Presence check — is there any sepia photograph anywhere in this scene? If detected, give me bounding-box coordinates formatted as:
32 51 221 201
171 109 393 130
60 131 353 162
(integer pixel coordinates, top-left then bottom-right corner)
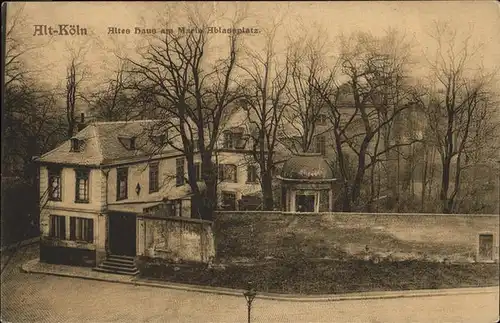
1 1 499 322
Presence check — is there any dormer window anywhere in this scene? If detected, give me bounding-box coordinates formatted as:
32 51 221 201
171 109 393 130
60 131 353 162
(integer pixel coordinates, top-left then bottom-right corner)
151 134 165 146
316 114 328 126
70 138 81 152
118 136 137 150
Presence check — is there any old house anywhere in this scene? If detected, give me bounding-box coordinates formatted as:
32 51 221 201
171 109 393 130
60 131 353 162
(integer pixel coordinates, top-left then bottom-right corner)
36 119 262 272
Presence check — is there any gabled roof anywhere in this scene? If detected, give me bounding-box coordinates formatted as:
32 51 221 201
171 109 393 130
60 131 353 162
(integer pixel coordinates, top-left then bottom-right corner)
38 120 182 166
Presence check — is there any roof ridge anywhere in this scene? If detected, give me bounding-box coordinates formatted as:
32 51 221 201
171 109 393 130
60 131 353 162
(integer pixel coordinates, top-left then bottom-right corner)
90 120 160 125
39 142 64 159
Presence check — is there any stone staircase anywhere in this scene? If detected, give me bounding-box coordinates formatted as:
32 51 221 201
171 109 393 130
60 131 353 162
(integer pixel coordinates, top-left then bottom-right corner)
93 255 139 276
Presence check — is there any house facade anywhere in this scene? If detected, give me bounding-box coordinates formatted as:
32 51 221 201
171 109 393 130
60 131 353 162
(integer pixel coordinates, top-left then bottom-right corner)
37 120 262 269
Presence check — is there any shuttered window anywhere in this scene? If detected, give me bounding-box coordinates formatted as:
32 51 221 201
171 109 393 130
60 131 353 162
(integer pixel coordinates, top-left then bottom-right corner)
70 217 94 243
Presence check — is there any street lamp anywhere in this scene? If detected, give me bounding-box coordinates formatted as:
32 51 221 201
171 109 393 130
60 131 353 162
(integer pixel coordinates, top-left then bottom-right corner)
243 281 257 323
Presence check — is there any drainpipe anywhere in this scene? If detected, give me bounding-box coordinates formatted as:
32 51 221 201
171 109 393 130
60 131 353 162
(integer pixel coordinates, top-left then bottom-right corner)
100 167 111 257
100 168 111 211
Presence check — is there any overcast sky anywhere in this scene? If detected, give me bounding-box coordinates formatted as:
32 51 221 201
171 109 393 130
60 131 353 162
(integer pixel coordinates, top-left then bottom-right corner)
6 1 500 94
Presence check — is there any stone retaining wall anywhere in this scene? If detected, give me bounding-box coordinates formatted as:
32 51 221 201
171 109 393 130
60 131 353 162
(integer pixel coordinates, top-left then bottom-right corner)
213 212 499 263
137 214 215 263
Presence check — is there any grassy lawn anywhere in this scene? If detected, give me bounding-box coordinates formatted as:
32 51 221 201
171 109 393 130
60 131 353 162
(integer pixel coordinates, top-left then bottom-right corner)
137 257 499 294
138 214 499 294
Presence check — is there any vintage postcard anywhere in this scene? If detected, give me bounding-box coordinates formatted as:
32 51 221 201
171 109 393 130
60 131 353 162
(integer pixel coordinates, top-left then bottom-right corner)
1 1 499 322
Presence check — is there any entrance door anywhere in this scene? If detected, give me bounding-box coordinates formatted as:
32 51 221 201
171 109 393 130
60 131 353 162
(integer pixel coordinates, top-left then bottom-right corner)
478 234 494 261
296 194 315 212
108 212 136 256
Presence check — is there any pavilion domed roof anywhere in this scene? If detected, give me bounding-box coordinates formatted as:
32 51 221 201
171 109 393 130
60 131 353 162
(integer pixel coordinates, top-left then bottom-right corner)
280 153 334 180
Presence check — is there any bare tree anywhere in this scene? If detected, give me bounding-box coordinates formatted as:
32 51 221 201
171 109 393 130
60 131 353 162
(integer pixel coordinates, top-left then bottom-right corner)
65 49 88 138
283 31 332 153
417 22 499 213
238 17 291 210
314 30 417 211
2 4 66 243
3 4 64 177
3 4 51 88
126 3 247 220
85 59 152 121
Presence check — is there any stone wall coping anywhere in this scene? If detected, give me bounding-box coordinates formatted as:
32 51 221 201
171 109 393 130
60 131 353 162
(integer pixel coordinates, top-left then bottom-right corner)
215 211 500 217
138 213 213 225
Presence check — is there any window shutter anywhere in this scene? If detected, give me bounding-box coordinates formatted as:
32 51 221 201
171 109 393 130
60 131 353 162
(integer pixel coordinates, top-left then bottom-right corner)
116 170 120 200
61 216 66 239
218 164 224 181
247 166 256 182
50 216 55 237
75 172 79 202
87 219 94 243
70 217 75 240
124 171 128 198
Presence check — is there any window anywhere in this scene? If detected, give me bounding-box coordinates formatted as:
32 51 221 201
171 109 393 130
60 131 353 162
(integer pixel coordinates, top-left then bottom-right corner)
233 132 245 149
129 137 136 150
223 131 233 149
149 162 159 193
315 135 326 155
223 131 245 149
218 164 237 183
194 162 201 181
316 114 328 126
70 217 94 243
150 134 165 146
48 168 62 201
117 167 128 200
70 138 81 152
75 169 90 203
247 165 258 183
49 215 66 239
118 136 136 150
221 191 237 210
166 200 183 217
176 158 185 186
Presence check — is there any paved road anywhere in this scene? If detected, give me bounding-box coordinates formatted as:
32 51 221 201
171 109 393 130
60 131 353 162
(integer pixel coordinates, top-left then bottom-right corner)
1 245 499 323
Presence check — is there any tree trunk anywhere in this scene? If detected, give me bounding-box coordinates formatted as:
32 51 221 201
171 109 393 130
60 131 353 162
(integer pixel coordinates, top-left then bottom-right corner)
351 139 370 206
201 153 217 221
261 171 274 210
185 152 201 219
421 147 429 212
333 130 351 212
67 121 75 138
341 182 351 212
440 155 452 213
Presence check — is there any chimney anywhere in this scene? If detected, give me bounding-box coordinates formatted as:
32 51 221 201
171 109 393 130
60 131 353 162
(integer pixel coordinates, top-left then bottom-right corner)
77 112 86 131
